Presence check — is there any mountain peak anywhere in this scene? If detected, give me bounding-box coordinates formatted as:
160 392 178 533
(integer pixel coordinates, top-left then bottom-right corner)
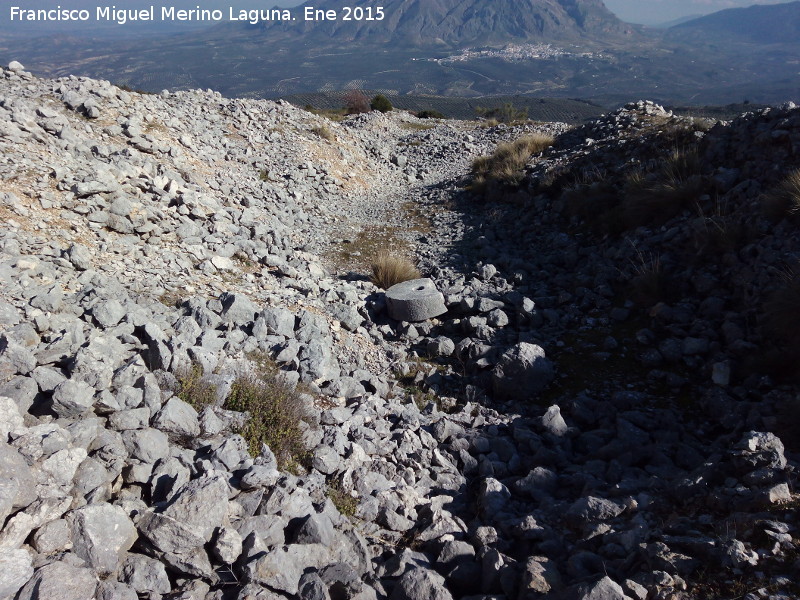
267 0 636 48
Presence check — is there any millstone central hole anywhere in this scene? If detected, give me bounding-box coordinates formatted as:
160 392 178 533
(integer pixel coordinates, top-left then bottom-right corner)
416 286 425 291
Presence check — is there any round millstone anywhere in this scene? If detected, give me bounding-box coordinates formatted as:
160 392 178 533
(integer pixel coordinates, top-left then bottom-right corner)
385 278 447 322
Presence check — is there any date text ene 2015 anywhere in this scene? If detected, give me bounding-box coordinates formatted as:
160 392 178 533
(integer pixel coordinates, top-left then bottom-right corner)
304 6 385 21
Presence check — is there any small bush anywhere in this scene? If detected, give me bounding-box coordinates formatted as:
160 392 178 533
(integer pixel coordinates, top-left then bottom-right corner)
178 358 313 471
417 109 445 119
476 102 528 124
471 133 554 190
370 94 393 113
327 480 358 517
310 124 335 141
176 364 219 410
763 169 800 219
225 367 312 471
370 251 420 289
343 90 370 115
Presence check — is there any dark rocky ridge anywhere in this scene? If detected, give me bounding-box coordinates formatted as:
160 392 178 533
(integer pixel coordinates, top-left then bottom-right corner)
669 0 800 45
0 61 798 600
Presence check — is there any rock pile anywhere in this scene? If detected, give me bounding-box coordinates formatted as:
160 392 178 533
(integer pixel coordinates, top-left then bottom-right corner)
0 62 798 600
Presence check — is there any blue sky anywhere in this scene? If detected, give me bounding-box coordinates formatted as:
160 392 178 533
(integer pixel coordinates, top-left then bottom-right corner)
0 0 792 27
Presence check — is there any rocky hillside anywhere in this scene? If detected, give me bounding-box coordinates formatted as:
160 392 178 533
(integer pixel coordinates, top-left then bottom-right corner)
0 61 799 600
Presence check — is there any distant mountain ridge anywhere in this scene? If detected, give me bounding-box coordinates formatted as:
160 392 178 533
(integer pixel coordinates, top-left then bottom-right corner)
258 0 639 48
670 1 800 44
0 0 797 105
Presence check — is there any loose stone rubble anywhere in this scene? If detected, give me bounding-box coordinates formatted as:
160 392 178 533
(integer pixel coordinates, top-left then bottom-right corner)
0 63 798 600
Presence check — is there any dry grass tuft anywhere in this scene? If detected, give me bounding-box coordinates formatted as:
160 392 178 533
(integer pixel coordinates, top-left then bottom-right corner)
622 147 703 228
310 124 335 141
370 251 420 289
471 133 554 191
627 247 669 306
755 264 800 381
763 169 800 220
762 266 800 347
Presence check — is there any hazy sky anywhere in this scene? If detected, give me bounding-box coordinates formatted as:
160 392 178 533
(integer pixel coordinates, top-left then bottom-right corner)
1 0 793 27
603 0 791 24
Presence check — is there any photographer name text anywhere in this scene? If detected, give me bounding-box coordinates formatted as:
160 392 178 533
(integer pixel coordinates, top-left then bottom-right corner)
8 5 386 25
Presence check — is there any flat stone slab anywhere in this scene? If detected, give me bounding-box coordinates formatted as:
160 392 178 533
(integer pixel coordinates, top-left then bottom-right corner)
385 279 447 322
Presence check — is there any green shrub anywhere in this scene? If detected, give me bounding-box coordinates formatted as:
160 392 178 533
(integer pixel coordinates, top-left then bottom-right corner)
417 109 445 119
471 133 554 190
370 94 393 113
177 358 313 472
225 367 312 472
327 480 358 517
176 364 218 410
370 251 420 289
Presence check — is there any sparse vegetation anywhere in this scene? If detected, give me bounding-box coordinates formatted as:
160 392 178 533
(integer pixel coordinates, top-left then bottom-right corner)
144 119 167 133
115 83 155 95
622 147 703 228
690 200 749 258
305 105 348 122
762 168 800 219
159 289 189 308
370 251 421 289
177 356 313 471
761 264 800 377
471 133 554 191
310 124 335 141
400 122 436 131
627 247 667 306
476 102 529 124
225 366 312 472
370 94 393 113
394 358 450 412
176 364 219 411
327 480 358 517
416 109 445 119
